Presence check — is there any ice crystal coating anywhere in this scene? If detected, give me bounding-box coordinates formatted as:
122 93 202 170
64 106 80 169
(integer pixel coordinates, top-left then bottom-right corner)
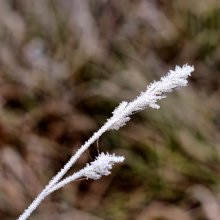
110 64 194 130
82 152 125 180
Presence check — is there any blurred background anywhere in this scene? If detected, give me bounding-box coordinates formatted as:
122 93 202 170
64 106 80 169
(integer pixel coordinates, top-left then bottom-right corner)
0 0 220 219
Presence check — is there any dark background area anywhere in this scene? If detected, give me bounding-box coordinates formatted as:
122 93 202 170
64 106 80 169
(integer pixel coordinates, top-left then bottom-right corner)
0 0 220 219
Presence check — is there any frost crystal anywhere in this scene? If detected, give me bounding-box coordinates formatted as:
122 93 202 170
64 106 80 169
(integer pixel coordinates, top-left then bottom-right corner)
82 153 125 180
110 64 194 130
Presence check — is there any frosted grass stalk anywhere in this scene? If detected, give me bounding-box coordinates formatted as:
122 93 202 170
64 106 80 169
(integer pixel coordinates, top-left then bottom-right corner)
18 64 194 220
46 153 125 195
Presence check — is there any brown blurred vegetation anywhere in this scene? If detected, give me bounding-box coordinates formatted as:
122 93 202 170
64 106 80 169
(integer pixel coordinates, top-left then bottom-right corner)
0 0 220 219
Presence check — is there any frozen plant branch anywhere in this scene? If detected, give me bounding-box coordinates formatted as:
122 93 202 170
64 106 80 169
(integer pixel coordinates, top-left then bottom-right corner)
18 64 194 220
46 153 124 195
110 64 194 130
